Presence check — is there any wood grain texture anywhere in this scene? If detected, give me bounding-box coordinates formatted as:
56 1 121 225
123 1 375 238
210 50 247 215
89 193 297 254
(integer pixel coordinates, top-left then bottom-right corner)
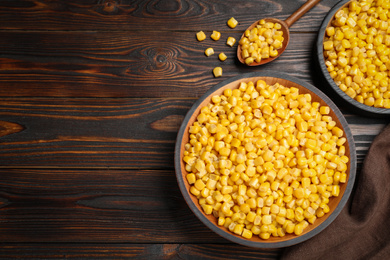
0 169 220 243
0 98 190 167
0 120 24 137
0 98 388 168
0 0 340 32
0 243 280 259
0 31 317 98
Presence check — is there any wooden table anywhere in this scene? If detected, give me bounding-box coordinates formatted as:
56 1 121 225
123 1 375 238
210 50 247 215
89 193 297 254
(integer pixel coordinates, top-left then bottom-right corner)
0 0 389 258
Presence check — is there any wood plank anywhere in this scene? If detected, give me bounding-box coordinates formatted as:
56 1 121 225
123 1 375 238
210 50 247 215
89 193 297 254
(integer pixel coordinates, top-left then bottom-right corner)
0 168 218 243
0 30 318 98
0 0 340 32
0 98 192 167
0 98 388 167
0 243 281 259
0 168 282 254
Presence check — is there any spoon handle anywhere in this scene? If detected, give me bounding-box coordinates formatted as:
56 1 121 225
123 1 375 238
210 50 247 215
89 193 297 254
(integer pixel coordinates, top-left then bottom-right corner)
284 0 322 28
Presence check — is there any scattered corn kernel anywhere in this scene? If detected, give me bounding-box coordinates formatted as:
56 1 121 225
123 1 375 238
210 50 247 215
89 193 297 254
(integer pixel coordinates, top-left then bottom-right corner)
227 37 237 47
196 31 206 41
205 47 214 57
183 80 349 240
227 17 238 28
213 67 223 77
211 30 221 41
219 53 227 61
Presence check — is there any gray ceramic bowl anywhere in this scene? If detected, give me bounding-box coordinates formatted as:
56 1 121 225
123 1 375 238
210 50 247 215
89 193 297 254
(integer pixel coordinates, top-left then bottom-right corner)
175 71 356 248
316 0 390 117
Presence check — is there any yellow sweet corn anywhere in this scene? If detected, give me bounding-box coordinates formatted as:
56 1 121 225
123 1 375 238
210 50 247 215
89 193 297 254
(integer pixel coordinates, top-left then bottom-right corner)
226 37 236 47
239 21 283 65
213 67 222 78
196 31 206 41
242 228 253 239
324 41 334 50
219 52 227 61
323 0 390 108
186 173 196 184
201 204 213 214
211 30 221 41
183 80 349 241
294 222 304 235
245 57 254 65
205 47 214 57
227 17 238 28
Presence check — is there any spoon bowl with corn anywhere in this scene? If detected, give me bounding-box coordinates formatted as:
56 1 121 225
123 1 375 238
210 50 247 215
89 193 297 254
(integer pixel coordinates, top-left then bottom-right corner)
238 0 322 66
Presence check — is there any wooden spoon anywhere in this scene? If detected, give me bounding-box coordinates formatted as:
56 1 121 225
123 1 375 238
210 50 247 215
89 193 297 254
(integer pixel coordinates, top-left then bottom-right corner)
238 0 322 66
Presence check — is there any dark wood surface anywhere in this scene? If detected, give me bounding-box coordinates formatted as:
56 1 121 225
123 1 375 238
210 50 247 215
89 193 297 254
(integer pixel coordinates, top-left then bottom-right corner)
0 0 389 259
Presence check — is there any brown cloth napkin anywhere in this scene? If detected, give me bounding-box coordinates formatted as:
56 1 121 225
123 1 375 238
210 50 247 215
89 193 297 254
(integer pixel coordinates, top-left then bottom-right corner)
281 124 390 260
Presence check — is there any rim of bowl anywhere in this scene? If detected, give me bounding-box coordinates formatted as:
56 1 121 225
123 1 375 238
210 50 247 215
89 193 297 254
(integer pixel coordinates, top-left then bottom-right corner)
174 71 356 248
316 0 390 117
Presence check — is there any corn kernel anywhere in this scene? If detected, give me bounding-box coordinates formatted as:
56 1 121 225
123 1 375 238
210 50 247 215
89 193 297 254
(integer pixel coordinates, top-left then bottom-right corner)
186 173 196 184
227 17 238 28
195 179 206 190
196 31 206 41
205 47 214 57
201 204 213 214
227 37 236 47
211 30 221 41
245 57 254 65
219 52 227 61
213 67 222 78
242 228 253 239
324 41 334 50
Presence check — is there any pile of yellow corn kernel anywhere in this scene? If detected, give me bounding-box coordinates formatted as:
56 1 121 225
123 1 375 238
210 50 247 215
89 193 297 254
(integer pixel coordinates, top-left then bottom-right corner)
183 80 349 240
323 0 390 108
239 20 284 65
